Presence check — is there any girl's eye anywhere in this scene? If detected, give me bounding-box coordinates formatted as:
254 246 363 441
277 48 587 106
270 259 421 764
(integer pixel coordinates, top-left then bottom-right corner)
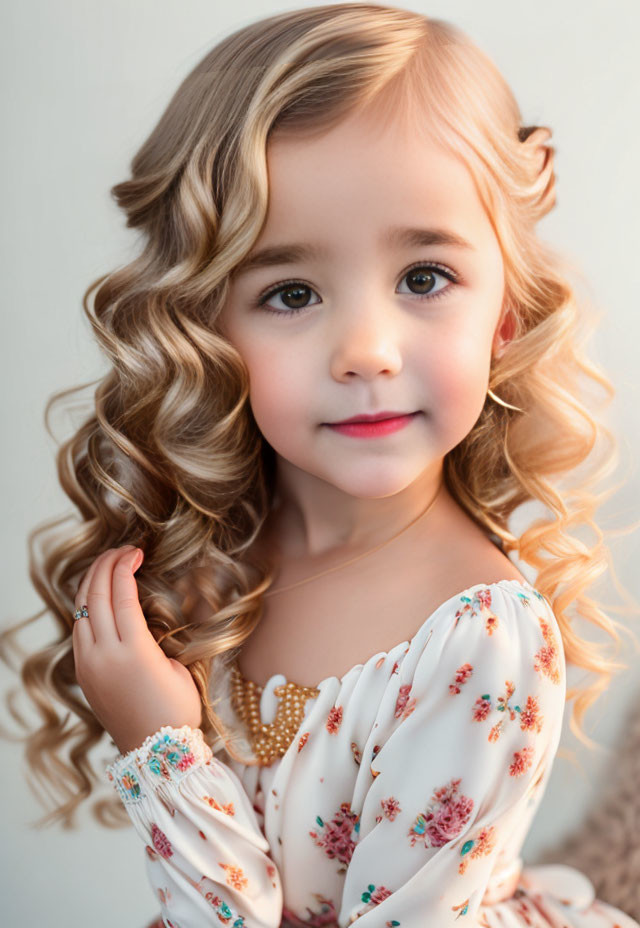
253 263 460 317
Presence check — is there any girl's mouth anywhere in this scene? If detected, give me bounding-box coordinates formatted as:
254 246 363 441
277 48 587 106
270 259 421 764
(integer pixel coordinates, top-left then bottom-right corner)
325 411 420 438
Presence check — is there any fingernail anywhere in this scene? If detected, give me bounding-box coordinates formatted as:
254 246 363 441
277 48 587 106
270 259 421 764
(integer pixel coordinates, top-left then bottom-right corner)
129 549 143 571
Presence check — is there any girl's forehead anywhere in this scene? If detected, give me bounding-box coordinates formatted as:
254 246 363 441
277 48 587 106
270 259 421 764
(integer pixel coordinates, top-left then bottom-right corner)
269 107 455 171
266 110 477 210
261 122 487 251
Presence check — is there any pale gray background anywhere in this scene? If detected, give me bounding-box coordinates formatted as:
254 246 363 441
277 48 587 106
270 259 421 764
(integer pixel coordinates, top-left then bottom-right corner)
2 1 639 925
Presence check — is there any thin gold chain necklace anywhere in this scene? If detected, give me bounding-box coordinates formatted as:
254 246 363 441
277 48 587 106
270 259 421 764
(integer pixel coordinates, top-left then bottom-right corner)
263 474 444 598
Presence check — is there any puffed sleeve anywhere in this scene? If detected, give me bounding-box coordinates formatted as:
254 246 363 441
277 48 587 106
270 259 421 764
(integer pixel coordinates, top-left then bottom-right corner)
105 724 283 927
336 583 566 926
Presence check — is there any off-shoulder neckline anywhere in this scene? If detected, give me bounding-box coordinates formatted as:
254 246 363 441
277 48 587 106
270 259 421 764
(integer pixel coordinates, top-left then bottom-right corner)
233 578 541 694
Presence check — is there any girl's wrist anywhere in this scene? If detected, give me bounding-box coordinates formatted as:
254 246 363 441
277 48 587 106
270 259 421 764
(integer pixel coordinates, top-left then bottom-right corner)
106 725 214 806
113 720 201 757
108 702 203 756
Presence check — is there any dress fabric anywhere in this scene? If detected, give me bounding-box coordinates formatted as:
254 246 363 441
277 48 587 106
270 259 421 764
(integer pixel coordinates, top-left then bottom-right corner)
105 579 639 927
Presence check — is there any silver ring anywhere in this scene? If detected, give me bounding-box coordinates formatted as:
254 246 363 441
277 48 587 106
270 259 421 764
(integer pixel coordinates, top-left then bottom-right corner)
74 605 89 621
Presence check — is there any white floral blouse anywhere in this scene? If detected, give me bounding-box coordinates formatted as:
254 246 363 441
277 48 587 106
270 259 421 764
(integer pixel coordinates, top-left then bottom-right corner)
105 579 639 927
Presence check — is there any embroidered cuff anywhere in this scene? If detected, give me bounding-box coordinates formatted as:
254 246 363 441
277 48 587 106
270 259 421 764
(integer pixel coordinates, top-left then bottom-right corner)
106 724 213 805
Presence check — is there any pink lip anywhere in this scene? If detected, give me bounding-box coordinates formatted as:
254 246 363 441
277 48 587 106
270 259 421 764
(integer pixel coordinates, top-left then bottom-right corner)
330 410 412 424
326 412 419 438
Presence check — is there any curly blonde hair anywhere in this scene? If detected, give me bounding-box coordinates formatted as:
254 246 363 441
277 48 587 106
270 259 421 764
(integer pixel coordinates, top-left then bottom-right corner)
2 2 638 830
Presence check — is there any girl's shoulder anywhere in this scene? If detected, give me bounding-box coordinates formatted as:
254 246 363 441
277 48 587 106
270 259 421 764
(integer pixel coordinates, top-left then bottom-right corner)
424 495 527 594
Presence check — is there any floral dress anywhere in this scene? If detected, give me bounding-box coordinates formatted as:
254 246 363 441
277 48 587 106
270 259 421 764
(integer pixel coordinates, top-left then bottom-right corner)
105 579 639 927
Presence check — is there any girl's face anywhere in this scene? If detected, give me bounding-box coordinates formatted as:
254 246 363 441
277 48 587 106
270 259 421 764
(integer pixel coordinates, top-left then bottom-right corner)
218 107 512 502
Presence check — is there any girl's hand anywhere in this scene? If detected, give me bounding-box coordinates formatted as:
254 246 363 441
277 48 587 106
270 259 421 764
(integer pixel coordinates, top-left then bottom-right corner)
72 545 203 756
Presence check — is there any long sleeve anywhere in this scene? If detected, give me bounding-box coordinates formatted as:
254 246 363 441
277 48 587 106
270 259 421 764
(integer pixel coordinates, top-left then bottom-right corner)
105 725 283 927
335 584 566 926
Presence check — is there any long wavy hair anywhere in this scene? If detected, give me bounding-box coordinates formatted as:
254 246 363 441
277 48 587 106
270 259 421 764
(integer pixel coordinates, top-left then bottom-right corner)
2 2 639 830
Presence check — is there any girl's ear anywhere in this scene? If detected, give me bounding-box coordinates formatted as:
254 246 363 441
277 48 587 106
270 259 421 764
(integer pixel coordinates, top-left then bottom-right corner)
492 307 516 361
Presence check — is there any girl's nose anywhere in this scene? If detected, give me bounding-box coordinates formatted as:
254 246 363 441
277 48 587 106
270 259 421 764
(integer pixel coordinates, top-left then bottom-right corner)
328 306 403 381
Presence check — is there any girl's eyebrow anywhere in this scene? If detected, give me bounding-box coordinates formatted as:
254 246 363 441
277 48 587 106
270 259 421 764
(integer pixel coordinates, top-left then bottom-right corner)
233 226 475 276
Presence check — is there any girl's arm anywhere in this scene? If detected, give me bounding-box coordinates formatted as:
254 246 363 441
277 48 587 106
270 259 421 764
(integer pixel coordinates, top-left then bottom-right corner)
73 546 283 927
106 723 282 927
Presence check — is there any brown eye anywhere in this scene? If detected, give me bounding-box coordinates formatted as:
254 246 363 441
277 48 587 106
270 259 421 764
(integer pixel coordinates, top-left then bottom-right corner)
258 282 321 315
398 265 454 300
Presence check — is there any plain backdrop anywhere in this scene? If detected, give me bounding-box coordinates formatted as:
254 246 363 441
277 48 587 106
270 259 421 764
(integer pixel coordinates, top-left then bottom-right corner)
2 1 639 925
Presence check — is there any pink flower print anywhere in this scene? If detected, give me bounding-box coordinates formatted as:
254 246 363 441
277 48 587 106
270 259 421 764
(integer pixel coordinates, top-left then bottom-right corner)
449 662 473 695
370 886 392 905
326 705 343 734
378 796 401 823
394 683 416 720
496 681 517 719
197 878 244 924
472 694 491 722
146 732 198 781
454 588 500 635
298 731 310 751
177 752 195 772
145 844 159 861
361 883 393 907
151 822 173 859
509 745 535 777
475 588 494 611
488 722 504 743
520 694 544 733
480 681 516 741
408 777 473 849
535 617 561 684
219 862 248 891
351 741 362 765
473 825 496 857
484 611 499 635
203 891 223 907
475 683 544 741
458 824 497 875
309 801 360 867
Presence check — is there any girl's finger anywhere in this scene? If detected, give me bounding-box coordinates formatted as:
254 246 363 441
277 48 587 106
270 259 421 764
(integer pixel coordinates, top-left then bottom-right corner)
74 548 126 647
85 548 136 645
72 603 95 653
74 546 135 616
74 550 108 615
111 548 147 643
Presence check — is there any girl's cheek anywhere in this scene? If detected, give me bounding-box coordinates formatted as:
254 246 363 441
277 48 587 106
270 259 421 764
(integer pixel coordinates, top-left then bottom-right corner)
422 336 490 422
248 370 303 440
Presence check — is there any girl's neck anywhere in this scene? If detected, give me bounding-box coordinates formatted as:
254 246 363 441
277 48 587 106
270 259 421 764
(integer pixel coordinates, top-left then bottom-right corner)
253 479 460 575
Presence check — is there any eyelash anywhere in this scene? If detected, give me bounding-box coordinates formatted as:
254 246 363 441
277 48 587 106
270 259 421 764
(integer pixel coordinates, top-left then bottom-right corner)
252 261 461 317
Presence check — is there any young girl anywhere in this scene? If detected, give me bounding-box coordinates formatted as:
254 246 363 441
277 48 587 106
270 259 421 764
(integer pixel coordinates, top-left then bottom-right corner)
3 4 639 926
